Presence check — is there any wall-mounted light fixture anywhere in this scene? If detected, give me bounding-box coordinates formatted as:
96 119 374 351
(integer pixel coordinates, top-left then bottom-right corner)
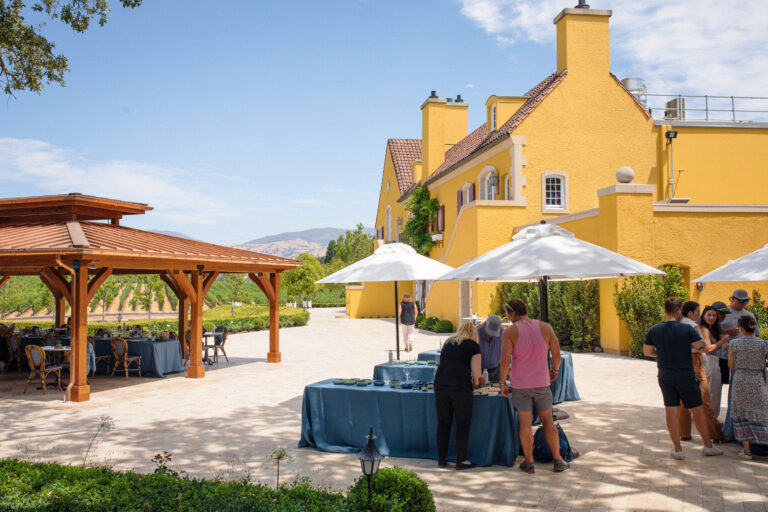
696 282 704 291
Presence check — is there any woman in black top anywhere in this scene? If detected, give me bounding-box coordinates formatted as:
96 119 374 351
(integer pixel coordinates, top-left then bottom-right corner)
434 322 482 469
398 292 417 352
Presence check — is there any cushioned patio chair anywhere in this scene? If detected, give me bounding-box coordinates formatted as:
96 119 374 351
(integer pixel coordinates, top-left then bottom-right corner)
5 334 22 372
88 336 111 374
24 344 62 394
110 337 142 379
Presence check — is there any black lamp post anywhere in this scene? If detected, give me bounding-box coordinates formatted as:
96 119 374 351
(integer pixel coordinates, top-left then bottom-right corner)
357 427 384 504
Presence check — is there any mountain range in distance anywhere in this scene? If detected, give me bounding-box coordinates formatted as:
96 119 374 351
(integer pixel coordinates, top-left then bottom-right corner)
236 227 375 259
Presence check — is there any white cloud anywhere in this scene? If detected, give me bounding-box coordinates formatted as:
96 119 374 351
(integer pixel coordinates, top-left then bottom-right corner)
0 137 233 226
465 83 476 88
293 198 329 206
459 0 768 98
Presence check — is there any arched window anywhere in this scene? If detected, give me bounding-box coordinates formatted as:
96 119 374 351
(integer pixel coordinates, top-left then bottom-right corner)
478 167 498 200
385 205 392 241
396 217 402 241
541 170 569 213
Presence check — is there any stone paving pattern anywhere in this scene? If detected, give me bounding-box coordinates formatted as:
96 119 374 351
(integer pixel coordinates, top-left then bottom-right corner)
1 308 766 511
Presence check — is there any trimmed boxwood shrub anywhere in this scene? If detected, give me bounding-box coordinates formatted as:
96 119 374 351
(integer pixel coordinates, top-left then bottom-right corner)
347 467 435 512
415 314 426 329
424 316 439 330
0 459 435 512
433 320 454 333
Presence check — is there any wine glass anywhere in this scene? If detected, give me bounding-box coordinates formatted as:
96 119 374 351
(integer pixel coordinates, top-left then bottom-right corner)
403 364 411 384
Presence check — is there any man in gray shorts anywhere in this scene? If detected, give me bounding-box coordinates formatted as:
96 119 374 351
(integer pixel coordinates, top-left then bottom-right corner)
500 299 568 473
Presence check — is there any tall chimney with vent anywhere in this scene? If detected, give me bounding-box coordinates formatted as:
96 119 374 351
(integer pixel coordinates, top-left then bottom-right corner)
421 92 469 177
554 6 612 77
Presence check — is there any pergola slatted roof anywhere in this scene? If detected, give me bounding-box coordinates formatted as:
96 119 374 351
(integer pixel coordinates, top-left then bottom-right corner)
0 193 299 402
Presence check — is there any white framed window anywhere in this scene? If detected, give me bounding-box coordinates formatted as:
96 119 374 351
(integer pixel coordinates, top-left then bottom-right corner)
504 175 511 200
478 166 498 200
385 205 392 241
491 105 497 131
396 217 402 241
541 170 569 214
461 182 474 205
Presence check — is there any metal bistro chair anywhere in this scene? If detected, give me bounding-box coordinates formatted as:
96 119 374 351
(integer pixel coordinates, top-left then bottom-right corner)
88 336 111 374
24 345 62 394
203 326 229 364
5 334 23 372
110 337 142 379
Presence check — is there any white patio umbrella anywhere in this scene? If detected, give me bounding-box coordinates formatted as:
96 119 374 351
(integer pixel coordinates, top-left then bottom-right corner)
317 242 455 359
693 243 768 282
436 222 664 322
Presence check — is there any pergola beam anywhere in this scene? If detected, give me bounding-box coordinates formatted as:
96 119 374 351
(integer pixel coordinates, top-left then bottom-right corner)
40 268 72 304
86 267 112 302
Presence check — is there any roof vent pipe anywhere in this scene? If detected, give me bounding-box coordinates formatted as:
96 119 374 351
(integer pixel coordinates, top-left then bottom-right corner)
455 94 463 102
575 0 590 8
446 98 452 103
429 90 438 98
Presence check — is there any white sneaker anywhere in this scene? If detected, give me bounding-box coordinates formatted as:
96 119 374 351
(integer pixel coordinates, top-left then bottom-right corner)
670 450 685 460
738 450 753 460
702 445 723 456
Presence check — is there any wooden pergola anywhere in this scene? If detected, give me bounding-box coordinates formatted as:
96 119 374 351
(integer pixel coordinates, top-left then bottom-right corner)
0 193 300 401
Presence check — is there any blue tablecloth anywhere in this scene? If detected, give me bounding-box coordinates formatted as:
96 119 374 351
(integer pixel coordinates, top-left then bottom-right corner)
299 379 520 467
373 362 438 382
417 350 441 363
416 350 580 404
93 338 182 378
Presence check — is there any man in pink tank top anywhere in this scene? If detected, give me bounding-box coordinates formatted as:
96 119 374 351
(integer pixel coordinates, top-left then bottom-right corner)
500 299 568 473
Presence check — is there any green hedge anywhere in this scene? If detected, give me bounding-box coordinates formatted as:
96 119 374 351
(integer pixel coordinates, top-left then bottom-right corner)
0 460 434 512
433 320 454 333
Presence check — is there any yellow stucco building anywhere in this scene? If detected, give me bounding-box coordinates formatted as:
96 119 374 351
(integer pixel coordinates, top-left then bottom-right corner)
353 6 768 354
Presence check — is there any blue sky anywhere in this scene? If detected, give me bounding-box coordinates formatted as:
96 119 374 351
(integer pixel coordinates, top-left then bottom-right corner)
1 0 765 245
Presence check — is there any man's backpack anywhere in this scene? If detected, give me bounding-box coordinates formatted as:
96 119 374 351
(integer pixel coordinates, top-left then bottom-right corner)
532 423 576 462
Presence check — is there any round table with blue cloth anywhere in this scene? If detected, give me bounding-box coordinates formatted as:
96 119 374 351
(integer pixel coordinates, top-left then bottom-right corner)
299 379 520 467
92 337 182 378
416 350 580 404
372 362 438 383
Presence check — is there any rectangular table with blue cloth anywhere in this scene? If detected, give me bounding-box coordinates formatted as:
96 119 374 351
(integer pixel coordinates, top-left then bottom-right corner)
299 379 520 467
416 350 580 404
92 338 182 378
372 362 438 383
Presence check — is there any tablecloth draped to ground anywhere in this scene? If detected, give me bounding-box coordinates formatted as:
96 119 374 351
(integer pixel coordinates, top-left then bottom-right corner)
92 338 182 378
299 379 520 467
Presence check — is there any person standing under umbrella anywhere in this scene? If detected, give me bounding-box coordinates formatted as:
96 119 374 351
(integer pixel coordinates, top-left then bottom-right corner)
500 299 569 473
433 322 483 469
397 292 417 352
719 290 760 385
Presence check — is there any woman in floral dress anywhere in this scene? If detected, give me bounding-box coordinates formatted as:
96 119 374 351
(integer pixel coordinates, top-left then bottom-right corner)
728 315 768 459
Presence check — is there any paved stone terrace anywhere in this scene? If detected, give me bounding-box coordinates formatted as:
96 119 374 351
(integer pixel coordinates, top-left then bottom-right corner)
1 308 766 511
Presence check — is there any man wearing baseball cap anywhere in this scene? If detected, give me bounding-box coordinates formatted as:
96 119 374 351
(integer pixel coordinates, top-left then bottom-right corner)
477 314 503 384
718 290 760 386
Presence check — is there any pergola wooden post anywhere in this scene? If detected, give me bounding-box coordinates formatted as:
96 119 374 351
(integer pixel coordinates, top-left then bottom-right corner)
54 293 66 328
188 270 204 378
248 272 281 362
161 272 188 359
70 262 90 402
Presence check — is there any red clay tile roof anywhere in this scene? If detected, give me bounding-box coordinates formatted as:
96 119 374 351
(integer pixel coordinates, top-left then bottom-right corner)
0 221 299 268
426 72 567 185
387 139 422 195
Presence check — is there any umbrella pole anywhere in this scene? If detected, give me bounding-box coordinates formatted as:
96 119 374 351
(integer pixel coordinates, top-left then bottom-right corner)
538 276 549 324
394 281 400 361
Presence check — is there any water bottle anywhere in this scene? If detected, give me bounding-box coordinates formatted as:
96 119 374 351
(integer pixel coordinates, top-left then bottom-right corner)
388 350 393 363
482 368 489 385
438 339 443 352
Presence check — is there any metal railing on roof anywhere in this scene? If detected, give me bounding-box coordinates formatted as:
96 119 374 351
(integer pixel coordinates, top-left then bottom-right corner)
644 94 768 123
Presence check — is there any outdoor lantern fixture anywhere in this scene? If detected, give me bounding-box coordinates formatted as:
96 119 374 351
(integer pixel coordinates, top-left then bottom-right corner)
357 427 384 503
665 130 678 143
490 170 499 189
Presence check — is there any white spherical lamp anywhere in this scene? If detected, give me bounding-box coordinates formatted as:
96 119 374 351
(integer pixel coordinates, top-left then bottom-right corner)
616 166 635 184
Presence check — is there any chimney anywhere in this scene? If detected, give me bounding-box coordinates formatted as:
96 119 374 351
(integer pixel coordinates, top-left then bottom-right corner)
554 6 612 77
421 92 469 177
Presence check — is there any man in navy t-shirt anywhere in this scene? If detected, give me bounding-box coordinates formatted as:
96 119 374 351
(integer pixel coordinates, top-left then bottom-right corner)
644 297 723 460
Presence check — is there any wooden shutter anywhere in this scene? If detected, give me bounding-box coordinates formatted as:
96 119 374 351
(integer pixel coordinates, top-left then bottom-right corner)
439 205 445 232
457 190 463 214
469 184 475 202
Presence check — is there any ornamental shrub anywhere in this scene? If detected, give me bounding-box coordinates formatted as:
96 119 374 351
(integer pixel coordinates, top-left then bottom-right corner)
613 265 688 357
433 320 454 333
347 467 435 512
424 316 439 330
